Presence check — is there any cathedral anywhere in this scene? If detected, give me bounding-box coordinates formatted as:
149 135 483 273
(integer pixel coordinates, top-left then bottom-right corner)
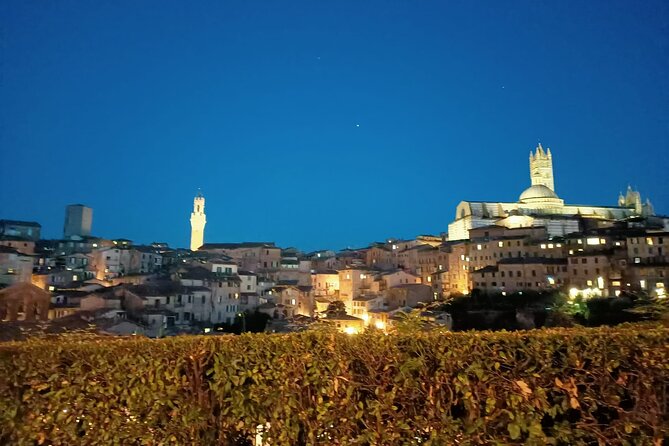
448 144 654 240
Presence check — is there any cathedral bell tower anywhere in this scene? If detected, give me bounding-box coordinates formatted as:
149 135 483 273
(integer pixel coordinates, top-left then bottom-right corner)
529 143 555 192
190 191 206 251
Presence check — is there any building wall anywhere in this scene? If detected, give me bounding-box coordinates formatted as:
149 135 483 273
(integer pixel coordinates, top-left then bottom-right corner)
64 205 93 238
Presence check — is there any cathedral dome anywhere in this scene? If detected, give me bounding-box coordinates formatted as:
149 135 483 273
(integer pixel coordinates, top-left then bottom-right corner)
519 185 558 203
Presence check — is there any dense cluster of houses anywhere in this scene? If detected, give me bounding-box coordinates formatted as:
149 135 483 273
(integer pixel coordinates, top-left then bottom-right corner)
1 212 668 337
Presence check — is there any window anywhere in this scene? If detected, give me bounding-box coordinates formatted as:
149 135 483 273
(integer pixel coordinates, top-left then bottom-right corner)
581 258 587 264
202 296 205 304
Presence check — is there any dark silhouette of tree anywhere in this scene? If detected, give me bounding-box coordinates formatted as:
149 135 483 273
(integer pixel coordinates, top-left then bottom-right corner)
325 300 347 317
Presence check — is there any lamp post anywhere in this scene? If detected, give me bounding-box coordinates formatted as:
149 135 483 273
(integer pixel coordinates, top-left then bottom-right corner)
238 312 246 333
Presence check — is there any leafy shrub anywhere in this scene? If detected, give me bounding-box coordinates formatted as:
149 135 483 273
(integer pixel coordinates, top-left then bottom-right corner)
1 325 668 445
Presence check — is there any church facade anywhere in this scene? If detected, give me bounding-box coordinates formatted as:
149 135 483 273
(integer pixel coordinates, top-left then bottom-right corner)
448 144 655 240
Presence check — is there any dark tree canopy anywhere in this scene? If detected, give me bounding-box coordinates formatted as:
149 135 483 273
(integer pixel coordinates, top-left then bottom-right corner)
325 300 347 317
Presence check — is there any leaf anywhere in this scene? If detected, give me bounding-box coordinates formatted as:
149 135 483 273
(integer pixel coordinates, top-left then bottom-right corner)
570 397 580 409
515 380 532 396
508 422 521 440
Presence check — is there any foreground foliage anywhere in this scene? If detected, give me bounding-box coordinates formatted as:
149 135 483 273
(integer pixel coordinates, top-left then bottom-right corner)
1 325 668 445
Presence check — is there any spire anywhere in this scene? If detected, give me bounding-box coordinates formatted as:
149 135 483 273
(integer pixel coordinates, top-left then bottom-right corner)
196 188 203 198
536 143 544 155
546 147 552 158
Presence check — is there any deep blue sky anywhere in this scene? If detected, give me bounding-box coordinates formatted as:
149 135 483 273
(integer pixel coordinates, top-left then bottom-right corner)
1 1 668 251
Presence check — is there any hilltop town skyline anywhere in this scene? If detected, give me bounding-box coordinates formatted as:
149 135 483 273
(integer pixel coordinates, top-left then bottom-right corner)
4 144 662 252
2 1 668 251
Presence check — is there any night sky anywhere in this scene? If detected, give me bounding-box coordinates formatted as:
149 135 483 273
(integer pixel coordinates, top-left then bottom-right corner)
1 1 668 251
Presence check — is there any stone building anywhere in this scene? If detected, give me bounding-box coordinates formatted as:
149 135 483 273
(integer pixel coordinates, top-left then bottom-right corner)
0 219 41 241
190 191 206 251
448 144 654 241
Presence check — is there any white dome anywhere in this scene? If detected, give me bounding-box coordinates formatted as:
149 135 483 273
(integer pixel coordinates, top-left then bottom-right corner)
519 185 558 202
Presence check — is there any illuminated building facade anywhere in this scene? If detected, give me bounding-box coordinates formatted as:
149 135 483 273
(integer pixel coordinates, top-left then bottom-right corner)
190 191 206 251
448 144 654 241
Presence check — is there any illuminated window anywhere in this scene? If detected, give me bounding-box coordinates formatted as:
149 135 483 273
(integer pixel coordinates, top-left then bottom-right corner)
540 244 546 249
612 281 621 286
477 244 482 250
640 280 646 289
646 237 654 245
548 243 554 249
586 280 593 287
586 238 600 245
498 241 504 247
360 274 366 279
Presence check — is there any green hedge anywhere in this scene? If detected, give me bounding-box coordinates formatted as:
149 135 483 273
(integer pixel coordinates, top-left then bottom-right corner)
1 326 668 445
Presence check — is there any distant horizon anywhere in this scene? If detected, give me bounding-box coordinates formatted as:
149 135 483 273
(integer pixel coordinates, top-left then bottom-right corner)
11 150 664 253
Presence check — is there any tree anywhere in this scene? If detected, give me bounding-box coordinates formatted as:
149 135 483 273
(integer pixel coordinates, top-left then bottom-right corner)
325 300 347 318
624 293 669 325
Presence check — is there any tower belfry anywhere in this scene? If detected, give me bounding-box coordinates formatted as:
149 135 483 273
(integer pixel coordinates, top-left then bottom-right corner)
529 143 555 192
190 190 206 251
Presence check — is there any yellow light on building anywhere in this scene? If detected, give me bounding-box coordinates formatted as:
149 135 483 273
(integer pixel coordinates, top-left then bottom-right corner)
374 320 386 330
361 313 369 322
344 326 358 335
597 276 604 290
569 288 579 299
